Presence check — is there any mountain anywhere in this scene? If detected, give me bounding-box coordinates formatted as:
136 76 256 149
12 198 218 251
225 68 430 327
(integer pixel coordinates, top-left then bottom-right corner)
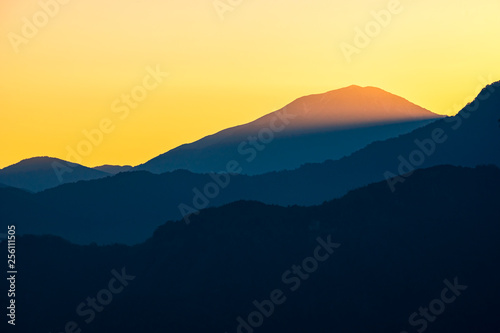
0 157 111 192
4 165 500 333
135 85 441 175
93 165 133 174
0 86 438 192
1 82 497 245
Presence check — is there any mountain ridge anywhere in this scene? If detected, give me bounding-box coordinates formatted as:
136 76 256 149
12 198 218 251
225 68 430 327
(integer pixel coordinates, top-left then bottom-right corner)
0 156 111 192
93 164 133 174
0 82 496 244
5 164 500 332
1 85 442 188
134 85 442 174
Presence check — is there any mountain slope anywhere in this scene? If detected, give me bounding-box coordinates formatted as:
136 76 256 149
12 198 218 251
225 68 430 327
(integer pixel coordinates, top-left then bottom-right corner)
5 165 500 333
0 82 498 244
0 157 111 192
135 85 441 175
93 165 133 174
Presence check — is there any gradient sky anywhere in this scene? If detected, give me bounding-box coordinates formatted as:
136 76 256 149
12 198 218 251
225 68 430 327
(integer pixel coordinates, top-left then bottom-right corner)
1 0 499 168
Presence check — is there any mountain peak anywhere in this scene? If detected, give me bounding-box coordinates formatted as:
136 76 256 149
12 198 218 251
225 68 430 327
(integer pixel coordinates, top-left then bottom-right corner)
250 85 442 131
1 156 75 172
135 85 445 175
341 84 383 91
0 156 110 192
93 165 133 174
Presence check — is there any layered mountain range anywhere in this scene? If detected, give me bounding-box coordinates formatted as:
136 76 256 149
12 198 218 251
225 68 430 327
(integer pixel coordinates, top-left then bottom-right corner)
0 85 441 192
1 82 500 333
4 165 500 332
0 82 498 244
134 85 441 175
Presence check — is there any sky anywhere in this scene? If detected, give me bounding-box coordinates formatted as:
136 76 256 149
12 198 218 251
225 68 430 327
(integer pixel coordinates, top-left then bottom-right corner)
1 0 499 168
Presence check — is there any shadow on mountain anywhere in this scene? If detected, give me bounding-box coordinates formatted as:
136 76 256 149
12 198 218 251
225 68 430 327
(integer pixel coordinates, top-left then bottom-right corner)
135 85 441 175
0 83 498 244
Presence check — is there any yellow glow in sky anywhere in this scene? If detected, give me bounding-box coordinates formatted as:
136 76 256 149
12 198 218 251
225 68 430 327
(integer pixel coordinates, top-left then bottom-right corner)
1 0 499 168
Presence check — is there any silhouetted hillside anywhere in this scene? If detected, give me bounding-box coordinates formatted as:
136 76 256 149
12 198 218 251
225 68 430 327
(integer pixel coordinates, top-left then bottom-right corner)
135 85 441 175
1 83 498 244
93 165 133 174
3 165 500 333
1 87 440 191
0 157 111 192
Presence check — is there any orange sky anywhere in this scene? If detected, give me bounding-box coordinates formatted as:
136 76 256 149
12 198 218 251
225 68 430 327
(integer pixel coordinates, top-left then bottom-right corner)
1 0 499 168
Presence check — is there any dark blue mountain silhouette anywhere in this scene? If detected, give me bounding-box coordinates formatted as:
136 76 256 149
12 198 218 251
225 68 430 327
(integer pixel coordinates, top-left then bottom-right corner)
0 157 111 192
93 165 133 174
135 85 441 175
0 82 498 245
3 165 500 333
1 87 439 192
